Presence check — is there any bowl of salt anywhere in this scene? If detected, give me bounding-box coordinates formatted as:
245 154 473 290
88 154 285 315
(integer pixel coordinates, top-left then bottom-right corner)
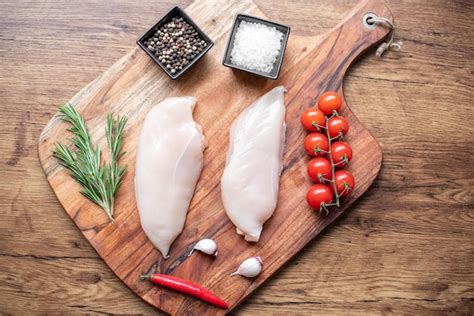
223 14 290 80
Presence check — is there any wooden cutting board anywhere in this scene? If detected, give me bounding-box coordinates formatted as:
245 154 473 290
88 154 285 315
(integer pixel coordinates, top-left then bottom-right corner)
38 0 391 314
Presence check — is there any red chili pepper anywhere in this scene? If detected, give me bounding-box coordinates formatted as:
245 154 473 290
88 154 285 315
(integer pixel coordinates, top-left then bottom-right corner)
140 273 229 309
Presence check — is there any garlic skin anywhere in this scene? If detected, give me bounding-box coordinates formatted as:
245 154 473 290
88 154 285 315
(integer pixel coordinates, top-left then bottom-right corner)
188 239 218 257
231 256 263 278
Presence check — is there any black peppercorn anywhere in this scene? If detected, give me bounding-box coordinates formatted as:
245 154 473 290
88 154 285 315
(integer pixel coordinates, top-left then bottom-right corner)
143 15 208 76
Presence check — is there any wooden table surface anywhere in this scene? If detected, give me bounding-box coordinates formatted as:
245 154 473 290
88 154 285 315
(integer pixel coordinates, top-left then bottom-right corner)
1 0 472 314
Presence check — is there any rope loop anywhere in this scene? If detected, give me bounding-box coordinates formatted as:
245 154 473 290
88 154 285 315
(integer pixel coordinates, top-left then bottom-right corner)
367 15 402 57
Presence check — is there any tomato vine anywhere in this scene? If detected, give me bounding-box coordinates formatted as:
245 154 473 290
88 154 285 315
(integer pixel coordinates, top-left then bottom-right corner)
302 92 355 215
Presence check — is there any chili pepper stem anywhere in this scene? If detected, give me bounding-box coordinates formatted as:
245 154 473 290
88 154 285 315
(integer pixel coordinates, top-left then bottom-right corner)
140 274 152 281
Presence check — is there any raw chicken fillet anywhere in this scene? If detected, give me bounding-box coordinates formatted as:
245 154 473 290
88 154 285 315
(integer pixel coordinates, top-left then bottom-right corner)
221 86 287 242
135 97 207 258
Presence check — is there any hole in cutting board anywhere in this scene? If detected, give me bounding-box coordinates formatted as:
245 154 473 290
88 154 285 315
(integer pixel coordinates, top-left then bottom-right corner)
362 13 378 29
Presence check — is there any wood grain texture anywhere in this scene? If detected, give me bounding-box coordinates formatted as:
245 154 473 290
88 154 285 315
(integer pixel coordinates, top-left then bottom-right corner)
1 0 473 315
37 0 390 314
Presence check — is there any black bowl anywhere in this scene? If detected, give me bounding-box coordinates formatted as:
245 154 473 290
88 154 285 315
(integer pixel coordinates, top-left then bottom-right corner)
222 14 290 80
137 6 214 80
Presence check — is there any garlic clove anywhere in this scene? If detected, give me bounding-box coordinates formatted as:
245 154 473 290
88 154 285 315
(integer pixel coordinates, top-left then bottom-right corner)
188 238 218 257
230 256 263 278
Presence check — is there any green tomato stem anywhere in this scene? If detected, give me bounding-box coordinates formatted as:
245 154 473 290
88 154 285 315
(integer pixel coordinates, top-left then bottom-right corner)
322 114 342 212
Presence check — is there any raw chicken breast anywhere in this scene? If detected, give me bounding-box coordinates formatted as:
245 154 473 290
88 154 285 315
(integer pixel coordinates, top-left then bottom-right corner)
221 86 286 242
135 97 207 258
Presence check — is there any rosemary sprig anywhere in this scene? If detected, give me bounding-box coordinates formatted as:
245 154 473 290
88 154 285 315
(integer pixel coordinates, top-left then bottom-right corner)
52 103 127 222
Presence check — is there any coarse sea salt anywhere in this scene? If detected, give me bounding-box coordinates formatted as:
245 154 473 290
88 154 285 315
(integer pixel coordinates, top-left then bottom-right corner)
230 21 284 74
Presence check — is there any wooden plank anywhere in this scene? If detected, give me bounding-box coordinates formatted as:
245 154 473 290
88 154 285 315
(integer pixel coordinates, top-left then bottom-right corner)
1 0 473 315
36 0 392 314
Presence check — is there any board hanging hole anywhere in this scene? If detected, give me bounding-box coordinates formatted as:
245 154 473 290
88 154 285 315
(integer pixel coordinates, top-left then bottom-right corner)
362 13 402 57
363 13 377 29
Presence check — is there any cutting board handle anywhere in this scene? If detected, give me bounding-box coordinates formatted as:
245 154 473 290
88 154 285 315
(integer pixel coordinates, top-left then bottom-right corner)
289 0 393 99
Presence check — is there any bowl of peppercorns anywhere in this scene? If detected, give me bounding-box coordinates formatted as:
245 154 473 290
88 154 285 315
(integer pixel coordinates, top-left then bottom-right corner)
137 6 214 80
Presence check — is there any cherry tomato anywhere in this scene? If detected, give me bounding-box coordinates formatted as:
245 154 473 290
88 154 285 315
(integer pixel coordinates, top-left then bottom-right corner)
331 141 352 167
318 91 342 115
328 116 349 138
304 133 329 157
301 108 326 132
334 170 355 197
306 184 333 210
307 157 332 183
